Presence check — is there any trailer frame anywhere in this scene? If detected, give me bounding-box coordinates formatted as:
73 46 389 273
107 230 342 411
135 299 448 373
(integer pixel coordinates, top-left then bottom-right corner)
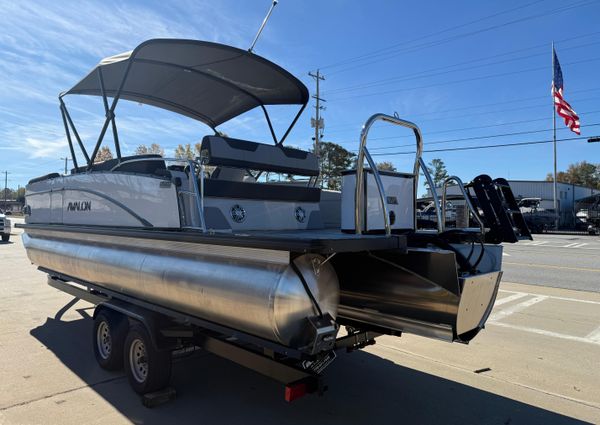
44 270 380 403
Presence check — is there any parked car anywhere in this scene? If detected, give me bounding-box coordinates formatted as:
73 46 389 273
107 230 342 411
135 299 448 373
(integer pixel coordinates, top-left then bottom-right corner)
0 212 11 242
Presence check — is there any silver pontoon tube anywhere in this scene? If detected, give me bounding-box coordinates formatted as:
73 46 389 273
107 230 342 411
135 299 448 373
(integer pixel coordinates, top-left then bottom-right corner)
22 228 339 350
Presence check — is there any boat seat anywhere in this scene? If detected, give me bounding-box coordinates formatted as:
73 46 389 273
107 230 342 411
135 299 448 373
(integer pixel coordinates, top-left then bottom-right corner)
200 136 319 176
71 154 168 177
28 173 61 185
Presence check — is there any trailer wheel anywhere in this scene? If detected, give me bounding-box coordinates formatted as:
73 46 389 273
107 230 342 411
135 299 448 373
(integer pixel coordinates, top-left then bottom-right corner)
124 324 171 394
93 310 127 370
1 235 9 242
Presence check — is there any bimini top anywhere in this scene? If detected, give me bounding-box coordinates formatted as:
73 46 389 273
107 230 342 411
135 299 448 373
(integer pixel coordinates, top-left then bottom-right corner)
64 39 309 128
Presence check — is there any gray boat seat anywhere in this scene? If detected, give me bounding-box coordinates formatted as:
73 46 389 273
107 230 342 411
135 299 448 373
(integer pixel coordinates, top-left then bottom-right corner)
70 154 167 177
200 136 319 176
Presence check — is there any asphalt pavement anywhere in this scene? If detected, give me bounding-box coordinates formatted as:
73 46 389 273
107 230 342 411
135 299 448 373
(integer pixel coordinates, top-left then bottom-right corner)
1 222 599 424
502 234 600 292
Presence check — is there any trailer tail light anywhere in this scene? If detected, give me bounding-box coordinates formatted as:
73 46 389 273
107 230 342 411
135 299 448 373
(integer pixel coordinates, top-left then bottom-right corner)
284 382 308 402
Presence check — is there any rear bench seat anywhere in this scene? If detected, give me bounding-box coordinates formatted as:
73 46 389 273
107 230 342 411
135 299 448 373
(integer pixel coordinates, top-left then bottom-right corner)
200 136 320 202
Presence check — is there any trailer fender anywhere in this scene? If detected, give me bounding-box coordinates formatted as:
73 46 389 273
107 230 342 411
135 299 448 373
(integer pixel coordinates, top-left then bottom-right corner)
93 301 165 351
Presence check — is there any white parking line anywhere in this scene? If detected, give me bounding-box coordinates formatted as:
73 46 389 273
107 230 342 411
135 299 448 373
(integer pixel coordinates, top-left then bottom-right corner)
585 326 600 343
526 241 548 246
489 295 548 322
499 289 600 306
490 322 600 346
490 290 600 346
493 292 528 306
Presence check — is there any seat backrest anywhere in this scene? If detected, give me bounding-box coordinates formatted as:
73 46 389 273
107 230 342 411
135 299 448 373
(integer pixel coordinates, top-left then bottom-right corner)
71 154 167 176
201 136 319 176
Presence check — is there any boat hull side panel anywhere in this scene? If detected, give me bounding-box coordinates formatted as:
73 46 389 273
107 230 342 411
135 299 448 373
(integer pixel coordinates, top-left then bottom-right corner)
26 173 180 228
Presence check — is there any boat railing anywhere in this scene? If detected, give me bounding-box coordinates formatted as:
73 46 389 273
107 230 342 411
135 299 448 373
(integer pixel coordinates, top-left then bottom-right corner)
441 176 485 235
355 113 443 235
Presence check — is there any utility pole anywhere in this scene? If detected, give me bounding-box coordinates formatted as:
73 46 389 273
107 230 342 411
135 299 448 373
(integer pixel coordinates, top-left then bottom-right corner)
3 170 10 212
60 157 71 174
308 70 326 159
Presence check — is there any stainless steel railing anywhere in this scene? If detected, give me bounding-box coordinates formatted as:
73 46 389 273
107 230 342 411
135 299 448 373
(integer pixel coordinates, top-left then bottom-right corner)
441 176 484 235
355 113 443 235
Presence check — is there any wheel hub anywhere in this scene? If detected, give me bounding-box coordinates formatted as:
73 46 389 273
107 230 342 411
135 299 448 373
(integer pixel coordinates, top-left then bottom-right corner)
96 321 112 360
129 338 148 383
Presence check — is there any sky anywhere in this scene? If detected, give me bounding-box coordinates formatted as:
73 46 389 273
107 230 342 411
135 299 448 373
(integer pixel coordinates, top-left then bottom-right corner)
1 0 599 194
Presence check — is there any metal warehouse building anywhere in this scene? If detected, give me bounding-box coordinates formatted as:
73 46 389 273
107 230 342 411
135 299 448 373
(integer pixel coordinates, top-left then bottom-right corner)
432 180 600 227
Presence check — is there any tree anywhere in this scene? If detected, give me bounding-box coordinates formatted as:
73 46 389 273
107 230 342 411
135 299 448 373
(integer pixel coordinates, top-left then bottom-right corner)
546 161 600 189
15 187 25 203
135 143 164 156
425 158 448 188
376 161 397 172
174 143 202 160
314 141 356 190
94 146 113 163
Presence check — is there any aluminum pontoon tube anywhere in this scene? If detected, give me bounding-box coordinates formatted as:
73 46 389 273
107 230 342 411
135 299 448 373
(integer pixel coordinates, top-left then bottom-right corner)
22 229 339 349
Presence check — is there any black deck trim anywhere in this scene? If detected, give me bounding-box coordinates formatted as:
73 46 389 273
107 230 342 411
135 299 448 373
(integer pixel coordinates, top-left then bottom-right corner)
17 223 406 254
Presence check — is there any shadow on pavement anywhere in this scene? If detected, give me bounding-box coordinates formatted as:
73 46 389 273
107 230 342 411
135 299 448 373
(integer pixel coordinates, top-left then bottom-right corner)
30 304 591 425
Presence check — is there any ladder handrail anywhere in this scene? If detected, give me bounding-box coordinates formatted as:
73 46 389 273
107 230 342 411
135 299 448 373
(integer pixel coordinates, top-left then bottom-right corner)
441 176 485 235
355 113 442 235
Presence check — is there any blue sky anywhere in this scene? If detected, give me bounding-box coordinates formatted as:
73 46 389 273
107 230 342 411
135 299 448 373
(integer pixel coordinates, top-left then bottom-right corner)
1 0 599 193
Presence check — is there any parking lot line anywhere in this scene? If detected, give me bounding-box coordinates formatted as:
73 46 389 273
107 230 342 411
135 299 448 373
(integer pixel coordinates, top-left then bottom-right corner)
489 295 548 322
490 322 600 346
493 292 528 306
499 289 600 306
586 326 600 343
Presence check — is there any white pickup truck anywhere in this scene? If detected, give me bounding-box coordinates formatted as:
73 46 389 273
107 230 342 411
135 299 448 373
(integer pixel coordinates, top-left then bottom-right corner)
0 212 11 242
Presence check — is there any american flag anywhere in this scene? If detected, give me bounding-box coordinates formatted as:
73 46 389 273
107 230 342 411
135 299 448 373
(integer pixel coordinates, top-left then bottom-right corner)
552 48 580 135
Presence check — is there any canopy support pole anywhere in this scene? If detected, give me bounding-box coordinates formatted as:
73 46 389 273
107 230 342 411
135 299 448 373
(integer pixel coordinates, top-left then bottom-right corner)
261 105 279 145
278 103 306 146
59 104 79 172
98 68 122 160
60 98 90 164
88 59 134 169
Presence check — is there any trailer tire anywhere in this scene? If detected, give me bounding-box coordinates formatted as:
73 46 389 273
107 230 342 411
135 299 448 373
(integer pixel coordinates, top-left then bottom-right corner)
124 323 171 394
93 310 127 370
1 235 9 242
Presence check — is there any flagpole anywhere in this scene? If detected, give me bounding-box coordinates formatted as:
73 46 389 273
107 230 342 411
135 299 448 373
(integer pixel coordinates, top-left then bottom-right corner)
552 41 559 230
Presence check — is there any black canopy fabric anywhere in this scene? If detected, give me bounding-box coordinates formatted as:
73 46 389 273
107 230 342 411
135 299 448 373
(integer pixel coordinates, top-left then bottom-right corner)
65 39 309 127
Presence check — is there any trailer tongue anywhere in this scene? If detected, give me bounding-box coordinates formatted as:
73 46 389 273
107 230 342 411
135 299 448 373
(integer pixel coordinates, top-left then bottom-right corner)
19 38 530 402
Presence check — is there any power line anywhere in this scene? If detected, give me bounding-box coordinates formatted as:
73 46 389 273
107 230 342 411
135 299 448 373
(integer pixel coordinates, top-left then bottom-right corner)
325 88 600 132
319 0 546 70
329 120 600 152
324 37 600 96
325 97 600 136
323 1 595 75
368 122 600 151
370 135 588 156
326 56 600 102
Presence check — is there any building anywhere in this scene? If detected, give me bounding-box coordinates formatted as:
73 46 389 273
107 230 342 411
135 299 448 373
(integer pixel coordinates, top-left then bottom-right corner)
1 199 24 214
429 180 600 228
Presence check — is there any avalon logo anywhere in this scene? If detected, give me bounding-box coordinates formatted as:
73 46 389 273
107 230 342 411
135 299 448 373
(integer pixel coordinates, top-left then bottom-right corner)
67 201 92 212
